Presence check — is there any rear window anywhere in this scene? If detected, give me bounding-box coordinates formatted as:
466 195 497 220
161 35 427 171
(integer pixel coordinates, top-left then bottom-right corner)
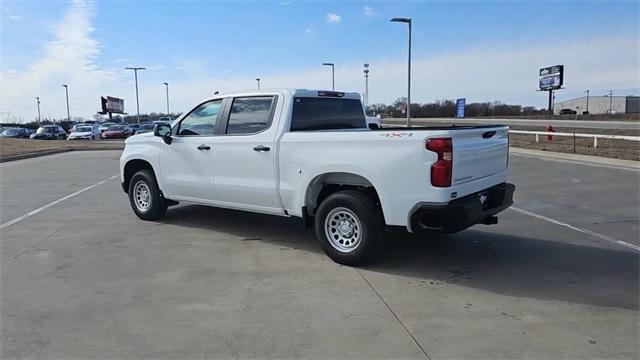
291 97 365 131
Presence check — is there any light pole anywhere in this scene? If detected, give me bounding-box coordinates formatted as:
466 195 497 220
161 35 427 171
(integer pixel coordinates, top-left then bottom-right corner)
363 63 370 107
322 63 335 90
256 78 261 90
608 89 614 115
163 82 170 116
125 67 146 123
585 89 590 114
61 85 70 122
391 17 412 126
35 97 41 124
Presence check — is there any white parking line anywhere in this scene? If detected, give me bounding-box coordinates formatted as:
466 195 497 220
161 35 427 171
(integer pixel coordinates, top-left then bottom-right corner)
510 206 640 252
0 174 119 230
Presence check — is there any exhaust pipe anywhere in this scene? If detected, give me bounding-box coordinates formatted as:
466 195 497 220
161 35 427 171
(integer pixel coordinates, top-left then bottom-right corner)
482 216 498 225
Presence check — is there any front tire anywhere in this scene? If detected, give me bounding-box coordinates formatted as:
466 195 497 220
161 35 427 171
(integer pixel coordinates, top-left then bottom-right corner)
314 190 383 266
128 169 167 220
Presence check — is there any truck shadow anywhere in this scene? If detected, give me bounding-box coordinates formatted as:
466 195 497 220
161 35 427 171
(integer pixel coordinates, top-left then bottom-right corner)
163 204 639 311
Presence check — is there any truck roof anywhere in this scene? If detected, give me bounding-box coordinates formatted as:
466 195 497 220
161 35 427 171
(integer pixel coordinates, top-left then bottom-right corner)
206 88 362 100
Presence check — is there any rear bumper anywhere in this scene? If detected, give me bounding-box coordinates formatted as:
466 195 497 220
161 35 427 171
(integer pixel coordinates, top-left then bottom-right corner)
410 182 515 233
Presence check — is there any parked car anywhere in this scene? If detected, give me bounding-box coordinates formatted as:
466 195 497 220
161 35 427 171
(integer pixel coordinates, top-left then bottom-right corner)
134 123 156 134
68 125 100 140
559 108 577 115
120 89 515 265
30 125 67 140
101 125 132 139
0 127 31 138
98 122 116 133
128 123 140 134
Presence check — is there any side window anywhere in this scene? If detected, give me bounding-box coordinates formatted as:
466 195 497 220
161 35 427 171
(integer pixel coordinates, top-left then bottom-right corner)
177 99 222 136
226 96 275 135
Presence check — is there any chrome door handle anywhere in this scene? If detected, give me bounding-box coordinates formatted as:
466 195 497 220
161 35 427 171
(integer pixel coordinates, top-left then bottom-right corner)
197 144 211 151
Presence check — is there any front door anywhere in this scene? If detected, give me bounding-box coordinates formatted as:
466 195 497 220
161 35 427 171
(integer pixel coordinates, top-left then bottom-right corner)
212 95 279 207
159 99 223 201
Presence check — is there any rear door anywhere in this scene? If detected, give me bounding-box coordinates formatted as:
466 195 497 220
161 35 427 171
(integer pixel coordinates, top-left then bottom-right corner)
451 127 509 186
212 95 279 207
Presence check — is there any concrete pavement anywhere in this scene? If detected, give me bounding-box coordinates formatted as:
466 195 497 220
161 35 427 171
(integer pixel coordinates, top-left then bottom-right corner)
1 151 638 359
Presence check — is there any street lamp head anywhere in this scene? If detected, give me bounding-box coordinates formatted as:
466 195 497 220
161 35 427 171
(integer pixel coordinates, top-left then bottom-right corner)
61 84 68 88
391 17 411 23
322 62 334 66
125 67 146 70
256 78 260 81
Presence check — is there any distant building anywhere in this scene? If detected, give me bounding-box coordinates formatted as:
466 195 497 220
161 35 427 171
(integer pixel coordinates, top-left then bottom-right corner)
553 95 639 115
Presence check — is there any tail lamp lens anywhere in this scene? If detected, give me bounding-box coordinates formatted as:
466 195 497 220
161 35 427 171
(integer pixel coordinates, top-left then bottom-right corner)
426 138 452 187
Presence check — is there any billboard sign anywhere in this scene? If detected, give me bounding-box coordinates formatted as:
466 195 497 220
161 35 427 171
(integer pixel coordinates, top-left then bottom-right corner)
455 98 466 118
538 65 564 90
539 75 562 91
539 65 563 77
101 96 124 114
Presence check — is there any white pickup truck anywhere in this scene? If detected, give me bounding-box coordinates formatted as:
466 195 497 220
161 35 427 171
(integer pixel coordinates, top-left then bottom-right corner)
120 89 514 265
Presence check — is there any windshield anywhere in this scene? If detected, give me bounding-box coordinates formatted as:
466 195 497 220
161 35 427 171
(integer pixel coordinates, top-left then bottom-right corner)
1 128 20 135
139 124 155 130
36 127 55 134
107 126 125 131
101 123 114 127
74 126 93 132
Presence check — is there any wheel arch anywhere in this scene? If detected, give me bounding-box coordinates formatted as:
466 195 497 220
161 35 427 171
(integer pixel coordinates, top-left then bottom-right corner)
123 159 157 193
303 172 384 225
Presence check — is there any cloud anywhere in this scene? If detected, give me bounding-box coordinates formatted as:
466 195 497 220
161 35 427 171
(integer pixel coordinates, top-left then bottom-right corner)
159 36 639 114
278 1 292 5
363 6 374 16
8 15 21 21
0 0 120 122
325 12 342 23
1 2 637 123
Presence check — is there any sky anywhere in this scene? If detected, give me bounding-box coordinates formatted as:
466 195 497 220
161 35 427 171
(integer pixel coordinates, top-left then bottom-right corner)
1 0 639 122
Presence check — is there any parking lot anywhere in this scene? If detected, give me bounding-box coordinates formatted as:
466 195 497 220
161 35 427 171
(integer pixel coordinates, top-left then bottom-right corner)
1 150 638 359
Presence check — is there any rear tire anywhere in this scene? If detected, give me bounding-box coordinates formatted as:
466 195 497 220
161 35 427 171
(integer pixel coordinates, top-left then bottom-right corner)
314 190 384 266
128 169 167 220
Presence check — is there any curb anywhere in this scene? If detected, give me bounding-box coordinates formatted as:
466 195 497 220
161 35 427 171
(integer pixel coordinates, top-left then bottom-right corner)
0 147 124 163
0 149 73 163
510 147 640 171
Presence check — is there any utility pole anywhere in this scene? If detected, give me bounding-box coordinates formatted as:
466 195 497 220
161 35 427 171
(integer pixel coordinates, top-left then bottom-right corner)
391 17 412 126
322 63 335 90
125 67 146 123
163 82 170 115
363 64 370 108
61 85 70 122
35 97 41 124
256 78 261 90
585 89 590 114
608 89 614 115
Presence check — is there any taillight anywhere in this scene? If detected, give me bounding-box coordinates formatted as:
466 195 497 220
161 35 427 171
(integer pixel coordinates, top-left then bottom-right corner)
426 137 452 187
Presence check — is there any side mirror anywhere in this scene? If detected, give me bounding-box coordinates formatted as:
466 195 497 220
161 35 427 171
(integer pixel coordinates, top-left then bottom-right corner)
154 124 172 144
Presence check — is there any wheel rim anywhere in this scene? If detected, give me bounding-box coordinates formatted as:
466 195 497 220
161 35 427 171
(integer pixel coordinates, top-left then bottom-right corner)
324 207 362 253
133 180 151 212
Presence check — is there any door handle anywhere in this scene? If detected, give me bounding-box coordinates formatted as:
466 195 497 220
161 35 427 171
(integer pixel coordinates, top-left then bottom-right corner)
197 144 211 151
253 145 270 152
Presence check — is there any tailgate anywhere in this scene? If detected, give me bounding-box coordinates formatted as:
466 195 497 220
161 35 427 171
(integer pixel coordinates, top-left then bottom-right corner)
451 126 509 186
